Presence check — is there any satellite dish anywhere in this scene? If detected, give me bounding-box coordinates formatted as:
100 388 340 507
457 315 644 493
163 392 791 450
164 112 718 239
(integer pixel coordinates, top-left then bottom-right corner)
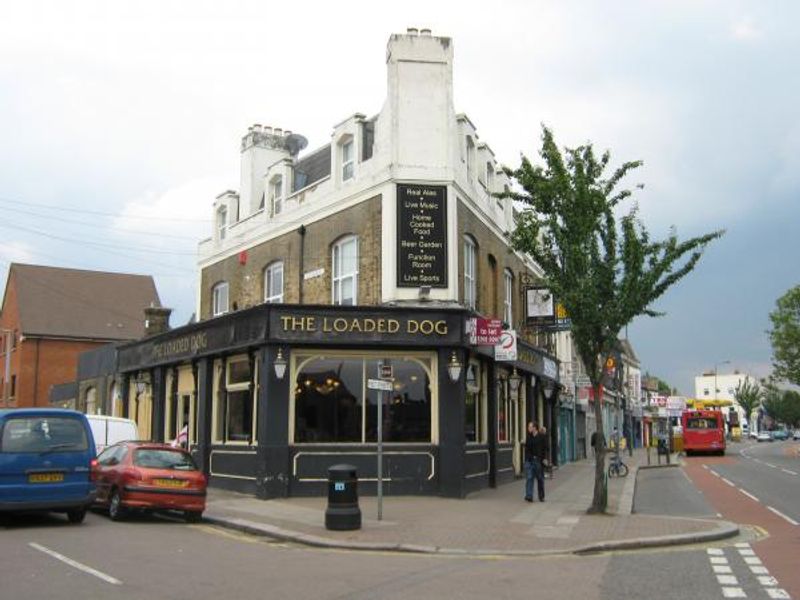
285 133 308 156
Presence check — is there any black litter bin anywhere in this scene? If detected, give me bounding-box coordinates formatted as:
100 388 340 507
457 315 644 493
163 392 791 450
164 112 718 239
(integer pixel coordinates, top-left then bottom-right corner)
657 438 668 455
325 464 361 531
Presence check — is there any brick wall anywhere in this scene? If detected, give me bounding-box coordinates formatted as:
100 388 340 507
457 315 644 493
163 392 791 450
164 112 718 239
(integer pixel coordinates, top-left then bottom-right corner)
200 195 382 318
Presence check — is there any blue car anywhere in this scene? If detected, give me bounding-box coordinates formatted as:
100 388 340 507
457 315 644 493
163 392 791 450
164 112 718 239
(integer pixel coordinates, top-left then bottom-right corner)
770 429 788 441
0 408 97 523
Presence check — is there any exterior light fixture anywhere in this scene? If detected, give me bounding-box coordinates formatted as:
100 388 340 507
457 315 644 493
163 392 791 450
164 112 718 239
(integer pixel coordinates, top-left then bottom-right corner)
447 351 463 383
135 379 147 397
508 368 522 395
274 348 288 380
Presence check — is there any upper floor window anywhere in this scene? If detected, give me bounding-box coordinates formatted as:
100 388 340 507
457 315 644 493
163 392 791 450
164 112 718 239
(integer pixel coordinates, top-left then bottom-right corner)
264 262 284 303
465 136 475 179
212 282 229 317
270 175 283 216
342 139 354 181
332 235 358 306
464 236 477 309
486 162 494 191
216 207 227 240
503 269 513 324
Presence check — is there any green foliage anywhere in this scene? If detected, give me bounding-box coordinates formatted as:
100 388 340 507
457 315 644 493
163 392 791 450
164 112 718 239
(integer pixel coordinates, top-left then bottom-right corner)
762 384 800 428
733 378 762 422
768 285 800 386
502 126 723 512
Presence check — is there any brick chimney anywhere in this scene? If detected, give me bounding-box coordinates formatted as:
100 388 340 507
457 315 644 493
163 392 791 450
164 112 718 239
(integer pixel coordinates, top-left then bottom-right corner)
144 306 172 337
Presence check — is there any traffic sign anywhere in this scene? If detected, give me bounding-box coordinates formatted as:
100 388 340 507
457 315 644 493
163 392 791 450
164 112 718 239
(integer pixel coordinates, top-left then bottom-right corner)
367 378 393 391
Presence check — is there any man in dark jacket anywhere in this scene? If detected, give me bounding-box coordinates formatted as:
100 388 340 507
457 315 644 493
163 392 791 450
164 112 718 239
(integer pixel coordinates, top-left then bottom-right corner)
524 421 547 502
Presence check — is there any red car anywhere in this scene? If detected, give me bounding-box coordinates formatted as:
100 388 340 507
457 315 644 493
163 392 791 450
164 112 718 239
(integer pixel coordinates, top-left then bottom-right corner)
91 441 207 522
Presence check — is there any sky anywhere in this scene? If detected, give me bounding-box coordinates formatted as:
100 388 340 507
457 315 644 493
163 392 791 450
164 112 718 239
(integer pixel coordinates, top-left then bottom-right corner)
0 1 797 395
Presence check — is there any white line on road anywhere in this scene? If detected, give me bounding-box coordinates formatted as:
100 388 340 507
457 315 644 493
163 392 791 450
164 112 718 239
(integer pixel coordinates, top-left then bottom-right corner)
717 575 739 586
721 587 746 598
28 543 121 585
721 477 736 487
738 489 759 502
781 469 797 476
710 556 730 565
714 565 733 574
738 548 756 557
751 565 770 575
767 506 799 526
758 576 778 587
707 548 725 556
765 463 778 469
710 470 721 478
702 464 709 470
766 589 791 599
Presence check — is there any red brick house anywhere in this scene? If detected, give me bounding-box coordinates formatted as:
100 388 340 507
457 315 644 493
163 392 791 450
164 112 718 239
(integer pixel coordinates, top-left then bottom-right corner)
0 263 161 408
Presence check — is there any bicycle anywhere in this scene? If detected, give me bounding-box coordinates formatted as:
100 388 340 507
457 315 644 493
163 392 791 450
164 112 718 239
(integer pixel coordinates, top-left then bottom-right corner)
607 453 629 478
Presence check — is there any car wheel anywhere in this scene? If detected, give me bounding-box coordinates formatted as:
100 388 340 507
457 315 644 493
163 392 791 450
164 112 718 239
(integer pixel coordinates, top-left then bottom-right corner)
108 490 126 522
67 509 87 524
184 511 203 524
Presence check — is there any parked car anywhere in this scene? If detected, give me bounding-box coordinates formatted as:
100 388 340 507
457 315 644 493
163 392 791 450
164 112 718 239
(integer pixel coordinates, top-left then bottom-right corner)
86 415 138 454
793 429 800 441
757 431 772 442
0 408 96 523
91 441 206 522
771 429 788 441
749 429 759 439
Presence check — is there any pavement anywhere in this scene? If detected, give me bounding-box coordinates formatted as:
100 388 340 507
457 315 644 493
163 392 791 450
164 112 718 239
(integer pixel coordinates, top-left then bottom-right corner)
203 448 739 556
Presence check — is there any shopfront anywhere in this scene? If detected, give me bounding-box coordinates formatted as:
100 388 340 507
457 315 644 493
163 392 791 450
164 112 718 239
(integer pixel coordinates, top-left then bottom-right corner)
115 303 559 499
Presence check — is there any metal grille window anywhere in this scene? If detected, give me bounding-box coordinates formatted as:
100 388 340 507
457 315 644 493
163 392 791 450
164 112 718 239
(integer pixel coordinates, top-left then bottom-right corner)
212 282 229 316
332 236 358 306
264 262 284 303
463 236 476 309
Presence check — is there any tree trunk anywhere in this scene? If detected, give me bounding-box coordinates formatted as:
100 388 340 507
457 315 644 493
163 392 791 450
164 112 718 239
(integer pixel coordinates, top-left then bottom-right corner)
588 381 607 514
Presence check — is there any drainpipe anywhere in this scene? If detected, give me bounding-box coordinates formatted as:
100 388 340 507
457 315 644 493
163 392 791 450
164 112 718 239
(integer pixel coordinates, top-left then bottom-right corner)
298 224 306 303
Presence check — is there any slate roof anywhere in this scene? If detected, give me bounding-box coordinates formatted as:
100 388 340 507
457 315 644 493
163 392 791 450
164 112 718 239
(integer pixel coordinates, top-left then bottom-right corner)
293 144 332 192
4 263 161 341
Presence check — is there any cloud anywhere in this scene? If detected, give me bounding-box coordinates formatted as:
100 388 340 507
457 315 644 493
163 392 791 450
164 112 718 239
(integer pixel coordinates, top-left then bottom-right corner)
730 16 763 41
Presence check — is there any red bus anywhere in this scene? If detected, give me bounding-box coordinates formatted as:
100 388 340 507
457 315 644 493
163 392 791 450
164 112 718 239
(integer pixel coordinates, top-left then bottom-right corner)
682 409 726 456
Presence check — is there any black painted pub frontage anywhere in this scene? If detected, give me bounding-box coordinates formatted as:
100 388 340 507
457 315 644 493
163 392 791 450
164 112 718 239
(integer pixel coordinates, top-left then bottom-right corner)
116 304 560 499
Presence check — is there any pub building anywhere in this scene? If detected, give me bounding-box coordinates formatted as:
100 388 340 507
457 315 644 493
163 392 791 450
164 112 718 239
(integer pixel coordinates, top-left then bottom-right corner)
112 29 562 499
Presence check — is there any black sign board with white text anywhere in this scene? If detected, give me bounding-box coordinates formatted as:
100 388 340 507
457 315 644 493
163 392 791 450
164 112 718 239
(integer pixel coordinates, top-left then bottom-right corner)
396 184 448 288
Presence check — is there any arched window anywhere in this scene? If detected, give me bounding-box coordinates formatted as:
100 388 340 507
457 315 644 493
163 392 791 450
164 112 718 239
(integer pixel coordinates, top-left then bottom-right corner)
264 262 284 303
332 235 358 306
463 235 477 309
212 282 229 316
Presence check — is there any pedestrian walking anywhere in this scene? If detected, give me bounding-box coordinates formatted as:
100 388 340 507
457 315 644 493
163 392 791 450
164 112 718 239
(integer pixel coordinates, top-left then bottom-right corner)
524 421 547 502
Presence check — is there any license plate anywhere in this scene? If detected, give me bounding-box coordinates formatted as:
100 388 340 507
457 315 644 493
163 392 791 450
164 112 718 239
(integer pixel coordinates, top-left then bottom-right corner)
28 472 64 483
153 478 188 488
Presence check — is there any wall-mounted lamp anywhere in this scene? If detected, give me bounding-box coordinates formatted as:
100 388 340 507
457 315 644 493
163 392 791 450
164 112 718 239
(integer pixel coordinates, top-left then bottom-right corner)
447 351 463 383
542 379 557 401
135 380 147 396
274 348 288 380
508 368 522 395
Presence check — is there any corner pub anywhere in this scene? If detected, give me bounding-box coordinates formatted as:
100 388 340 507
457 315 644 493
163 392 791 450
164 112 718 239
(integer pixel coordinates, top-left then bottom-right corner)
115 303 561 499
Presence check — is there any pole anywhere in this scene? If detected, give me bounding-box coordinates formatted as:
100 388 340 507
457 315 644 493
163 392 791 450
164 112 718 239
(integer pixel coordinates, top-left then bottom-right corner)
2 329 11 407
377 389 383 521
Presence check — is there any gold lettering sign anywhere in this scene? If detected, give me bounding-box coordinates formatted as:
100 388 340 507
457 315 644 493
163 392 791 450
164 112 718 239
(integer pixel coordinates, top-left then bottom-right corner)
279 315 448 336
153 332 208 360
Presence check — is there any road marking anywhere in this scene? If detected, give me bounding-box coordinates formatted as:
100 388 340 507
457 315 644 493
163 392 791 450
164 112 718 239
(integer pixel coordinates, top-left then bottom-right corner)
766 589 790 599
710 556 729 564
767 506 799 526
721 477 736 487
738 489 759 502
707 548 725 556
738 548 756 556
714 565 733 574
735 543 750 548
765 463 778 469
721 587 746 598
702 464 709 470
29 543 121 585
744 556 763 565
717 575 739 585
758 576 778 587
751 566 770 575
781 469 797 475
710 470 721 478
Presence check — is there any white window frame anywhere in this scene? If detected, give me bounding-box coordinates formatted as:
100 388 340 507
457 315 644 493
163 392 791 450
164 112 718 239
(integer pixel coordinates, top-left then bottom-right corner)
341 138 354 181
216 206 227 240
212 282 229 317
212 355 257 445
463 236 476 309
503 269 513 324
264 261 284 303
332 235 358 306
270 175 283 216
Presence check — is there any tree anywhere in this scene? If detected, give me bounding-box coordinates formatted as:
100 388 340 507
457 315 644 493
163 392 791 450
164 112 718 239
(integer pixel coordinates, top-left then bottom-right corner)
762 386 800 428
733 378 762 425
504 126 723 513
768 285 800 386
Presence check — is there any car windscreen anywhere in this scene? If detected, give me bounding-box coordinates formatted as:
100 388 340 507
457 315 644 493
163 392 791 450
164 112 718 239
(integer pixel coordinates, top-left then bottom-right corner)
1 416 89 453
133 448 198 470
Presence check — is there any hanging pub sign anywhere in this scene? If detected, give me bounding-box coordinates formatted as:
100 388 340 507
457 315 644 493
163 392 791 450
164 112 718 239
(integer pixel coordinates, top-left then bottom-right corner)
525 286 571 331
396 184 448 288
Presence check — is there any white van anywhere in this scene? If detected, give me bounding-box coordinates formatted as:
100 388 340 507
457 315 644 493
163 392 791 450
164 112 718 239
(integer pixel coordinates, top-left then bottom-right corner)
86 415 139 454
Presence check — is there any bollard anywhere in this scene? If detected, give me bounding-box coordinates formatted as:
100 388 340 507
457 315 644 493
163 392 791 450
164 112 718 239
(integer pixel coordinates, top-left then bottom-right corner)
325 464 361 531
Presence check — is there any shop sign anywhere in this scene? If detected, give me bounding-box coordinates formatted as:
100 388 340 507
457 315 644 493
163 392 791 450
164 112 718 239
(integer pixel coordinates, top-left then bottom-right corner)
667 396 687 412
368 378 393 391
494 329 518 361
543 357 558 380
466 317 502 345
396 184 447 288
